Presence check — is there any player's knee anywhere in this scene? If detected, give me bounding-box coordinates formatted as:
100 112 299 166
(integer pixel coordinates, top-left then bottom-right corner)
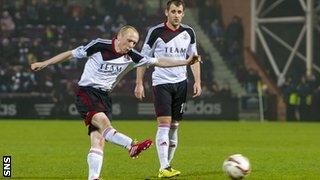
171 121 179 129
157 116 172 125
92 112 111 130
169 139 177 147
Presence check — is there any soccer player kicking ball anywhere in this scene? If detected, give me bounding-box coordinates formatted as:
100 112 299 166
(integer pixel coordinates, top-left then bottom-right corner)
135 0 202 178
31 25 201 180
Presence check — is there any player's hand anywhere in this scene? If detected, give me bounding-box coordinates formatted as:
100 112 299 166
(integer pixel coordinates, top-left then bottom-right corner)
31 62 48 71
193 82 202 98
134 84 145 101
187 55 202 65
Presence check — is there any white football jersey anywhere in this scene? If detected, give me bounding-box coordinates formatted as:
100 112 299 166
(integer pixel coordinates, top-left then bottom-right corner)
141 23 197 86
72 38 157 92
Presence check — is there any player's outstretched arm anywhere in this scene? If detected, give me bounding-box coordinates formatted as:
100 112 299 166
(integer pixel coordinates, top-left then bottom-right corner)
31 50 73 71
154 55 202 68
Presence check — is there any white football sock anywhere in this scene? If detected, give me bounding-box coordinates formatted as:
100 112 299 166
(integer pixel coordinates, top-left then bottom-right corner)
87 148 103 180
156 124 170 170
103 127 133 150
168 124 178 164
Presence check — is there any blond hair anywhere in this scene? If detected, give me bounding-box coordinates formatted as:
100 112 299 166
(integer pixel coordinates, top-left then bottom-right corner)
119 25 139 35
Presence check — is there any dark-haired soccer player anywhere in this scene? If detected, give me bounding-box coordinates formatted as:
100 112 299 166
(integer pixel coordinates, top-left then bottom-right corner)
135 0 202 178
31 25 201 180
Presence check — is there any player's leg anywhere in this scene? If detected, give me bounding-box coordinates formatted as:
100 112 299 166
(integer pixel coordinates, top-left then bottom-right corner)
76 87 109 180
77 87 152 157
168 121 179 164
153 84 172 170
168 80 187 164
91 112 152 157
87 130 105 180
156 116 171 170
91 112 133 149
76 87 132 149
153 84 181 178
156 116 181 178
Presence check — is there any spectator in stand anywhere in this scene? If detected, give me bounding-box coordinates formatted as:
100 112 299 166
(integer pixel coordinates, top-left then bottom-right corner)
1 0 193 97
210 19 224 40
67 4 85 38
100 14 113 37
2 38 17 64
111 14 127 35
282 77 299 121
56 26 68 41
85 4 101 26
39 0 54 25
50 0 66 25
0 64 12 92
245 69 260 93
117 0 133 19
220 83 232 97
208 82 220 96
53 39 67 55
13 11 25 37
100 0 116 16
41 74 54 93
226 40 242 69
297 75 313 121
27 53 38 65
17 38 29 66
0 10 15 37
133 3 147 27
201 84 212 97
11 66 23 92
43 25 55 42
20 67 37 92
215 37 227 57
30 39 43 59
201 53 214 84
312 85 320 121
198 0 218 31
226 16 243 48
25 0 40 25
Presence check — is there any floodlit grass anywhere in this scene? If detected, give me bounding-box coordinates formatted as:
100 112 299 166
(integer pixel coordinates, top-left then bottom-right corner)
0 120 320 179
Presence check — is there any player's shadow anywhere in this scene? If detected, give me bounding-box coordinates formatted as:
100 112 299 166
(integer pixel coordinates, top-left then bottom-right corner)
144 170 219 180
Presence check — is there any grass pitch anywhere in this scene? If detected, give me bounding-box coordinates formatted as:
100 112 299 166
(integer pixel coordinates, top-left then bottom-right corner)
0 120 320 179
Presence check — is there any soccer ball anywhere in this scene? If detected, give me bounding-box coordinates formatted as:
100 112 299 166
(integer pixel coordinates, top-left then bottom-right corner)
222 154 250 179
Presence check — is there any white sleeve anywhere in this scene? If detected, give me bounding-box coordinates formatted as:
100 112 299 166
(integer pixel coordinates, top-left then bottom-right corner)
71 46 87 59
187 27 198 56
141 28 156 57
187 43 198 56
141 43 154 57
133 57 158 68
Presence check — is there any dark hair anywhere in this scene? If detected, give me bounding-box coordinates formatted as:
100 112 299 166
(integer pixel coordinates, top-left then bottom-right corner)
166 0 185 10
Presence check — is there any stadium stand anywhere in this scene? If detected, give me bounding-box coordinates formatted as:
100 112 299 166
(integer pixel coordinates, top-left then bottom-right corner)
0 0 214 95
194 0 320 121
1 0 319 121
